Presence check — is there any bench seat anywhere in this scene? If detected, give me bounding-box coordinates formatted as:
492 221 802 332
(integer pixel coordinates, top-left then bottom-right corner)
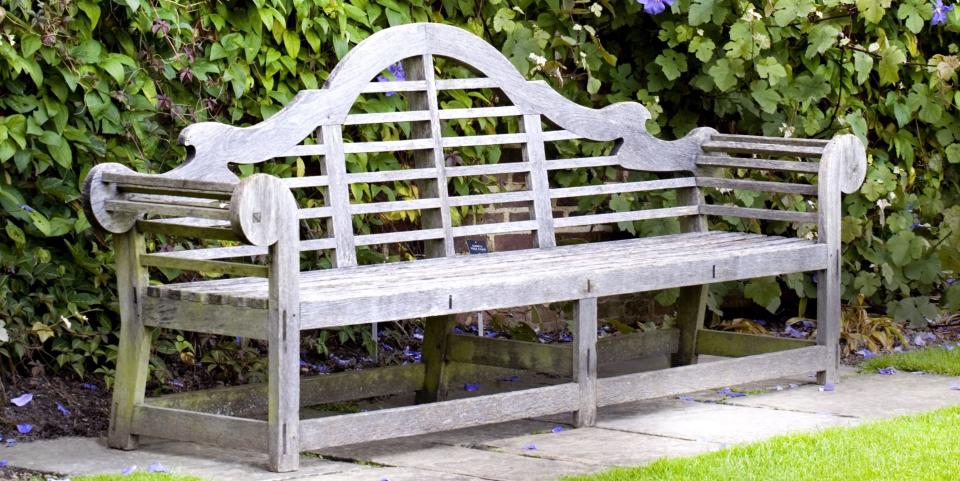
143 231 826 336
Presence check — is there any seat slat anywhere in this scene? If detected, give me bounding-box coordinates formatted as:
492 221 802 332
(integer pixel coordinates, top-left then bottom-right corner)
151 232 740 298
697 155 821 173
151 233 756 299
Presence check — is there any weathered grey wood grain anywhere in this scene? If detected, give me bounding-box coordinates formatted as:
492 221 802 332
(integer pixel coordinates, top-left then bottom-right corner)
598 346 828 406
445 162 532 178
673 178 708 367
446 334 570 376
145 364 425 417
816 136 845 386
696 177 818 196
139 253 268 277
701 141 824 158
696 155 821 173
107 231 151 450
546 156 620 170
700 204 818 224
106 199 231 221
447 190 534 207
300 383 579 450
522 114 556 247
553 206 699 228
321 126 357 267
549 178 698 198
136 218 238 241
131 405 268 452
597 328 679 365
711 134 830 147
573 297 598 427
141 295 267 339
695 329 816 357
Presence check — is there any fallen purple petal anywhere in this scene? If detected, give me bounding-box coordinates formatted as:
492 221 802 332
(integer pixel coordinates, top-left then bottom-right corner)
15 424 31 434
147 462 169 473
5 438 15 447
463 383 480 392
856 348 878 359
81 383 97 390
784 326 806 338
677 395 695 401
945 343 955 351
949 382 960 391
877 367 897 375
522 443 538 451
551 425 564 433
717 387 733 396
9 394 32 407
819 382 835 392
56 401 71 416
910 370 927 375
120 465 137 475
0 460 7 467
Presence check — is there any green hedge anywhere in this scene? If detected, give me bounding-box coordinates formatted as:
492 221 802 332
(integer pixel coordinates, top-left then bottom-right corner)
0 0 956 379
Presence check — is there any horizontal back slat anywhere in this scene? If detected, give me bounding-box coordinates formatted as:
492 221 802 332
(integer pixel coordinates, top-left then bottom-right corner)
701 204 818 224
546 156 619 170
697 177 818 196
553 206 699 228
697 155 820 173
550 178 697 199
701 141 824 158
448 191 533 207
711 134 829 147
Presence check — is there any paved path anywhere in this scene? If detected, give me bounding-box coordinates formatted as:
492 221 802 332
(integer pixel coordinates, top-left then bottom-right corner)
5 366 959 481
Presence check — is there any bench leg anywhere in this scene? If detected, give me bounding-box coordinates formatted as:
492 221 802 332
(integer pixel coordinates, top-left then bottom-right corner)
672 285 708 367
416 315 456 403
816 264 841 385
108 232 150 450
573 297 598 427
268 236 301 472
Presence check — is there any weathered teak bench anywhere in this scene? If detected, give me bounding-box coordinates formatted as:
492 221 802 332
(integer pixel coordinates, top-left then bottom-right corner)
83 23 867 471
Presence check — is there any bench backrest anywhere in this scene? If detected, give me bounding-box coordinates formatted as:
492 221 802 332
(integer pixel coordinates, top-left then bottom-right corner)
166 23 715 267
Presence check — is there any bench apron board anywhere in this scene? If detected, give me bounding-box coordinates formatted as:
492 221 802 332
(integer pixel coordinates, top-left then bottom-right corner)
82 23 867 472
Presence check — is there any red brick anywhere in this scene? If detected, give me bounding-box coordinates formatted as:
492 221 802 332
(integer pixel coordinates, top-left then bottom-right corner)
493 233 535 251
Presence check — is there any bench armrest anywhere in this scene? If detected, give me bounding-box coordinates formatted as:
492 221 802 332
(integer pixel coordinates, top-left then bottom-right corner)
821 134 867 195
83 165 295 249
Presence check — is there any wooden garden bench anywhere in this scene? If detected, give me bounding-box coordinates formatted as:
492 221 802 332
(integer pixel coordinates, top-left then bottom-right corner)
82 23 867 472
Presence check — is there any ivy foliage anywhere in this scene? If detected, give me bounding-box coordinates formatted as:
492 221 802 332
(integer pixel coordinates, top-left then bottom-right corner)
0 0 957 379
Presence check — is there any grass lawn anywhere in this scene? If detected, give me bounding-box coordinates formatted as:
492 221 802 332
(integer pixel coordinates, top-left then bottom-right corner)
861 346 960 375
72 473 205 481
562 406 960 481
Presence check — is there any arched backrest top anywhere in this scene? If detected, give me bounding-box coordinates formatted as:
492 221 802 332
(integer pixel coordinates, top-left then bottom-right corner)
167 23 713 182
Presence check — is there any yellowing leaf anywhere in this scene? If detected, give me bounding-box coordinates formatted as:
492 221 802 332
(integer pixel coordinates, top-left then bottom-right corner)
32 322 54 343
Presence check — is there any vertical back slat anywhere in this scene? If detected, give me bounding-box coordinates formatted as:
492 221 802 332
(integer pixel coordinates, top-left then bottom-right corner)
521 114 556 248
321 126 358 266
404 54 455 257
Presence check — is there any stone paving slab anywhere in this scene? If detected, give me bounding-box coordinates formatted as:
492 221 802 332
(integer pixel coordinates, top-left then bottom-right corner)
321 441 595 481
0 437 354 480
726 371 960 418
482 426 721 467
594 398 858 444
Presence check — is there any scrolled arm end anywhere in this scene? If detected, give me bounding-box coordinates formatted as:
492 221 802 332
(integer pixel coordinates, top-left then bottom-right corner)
823 134 867 194
82 163 141 234
229 174 298 247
